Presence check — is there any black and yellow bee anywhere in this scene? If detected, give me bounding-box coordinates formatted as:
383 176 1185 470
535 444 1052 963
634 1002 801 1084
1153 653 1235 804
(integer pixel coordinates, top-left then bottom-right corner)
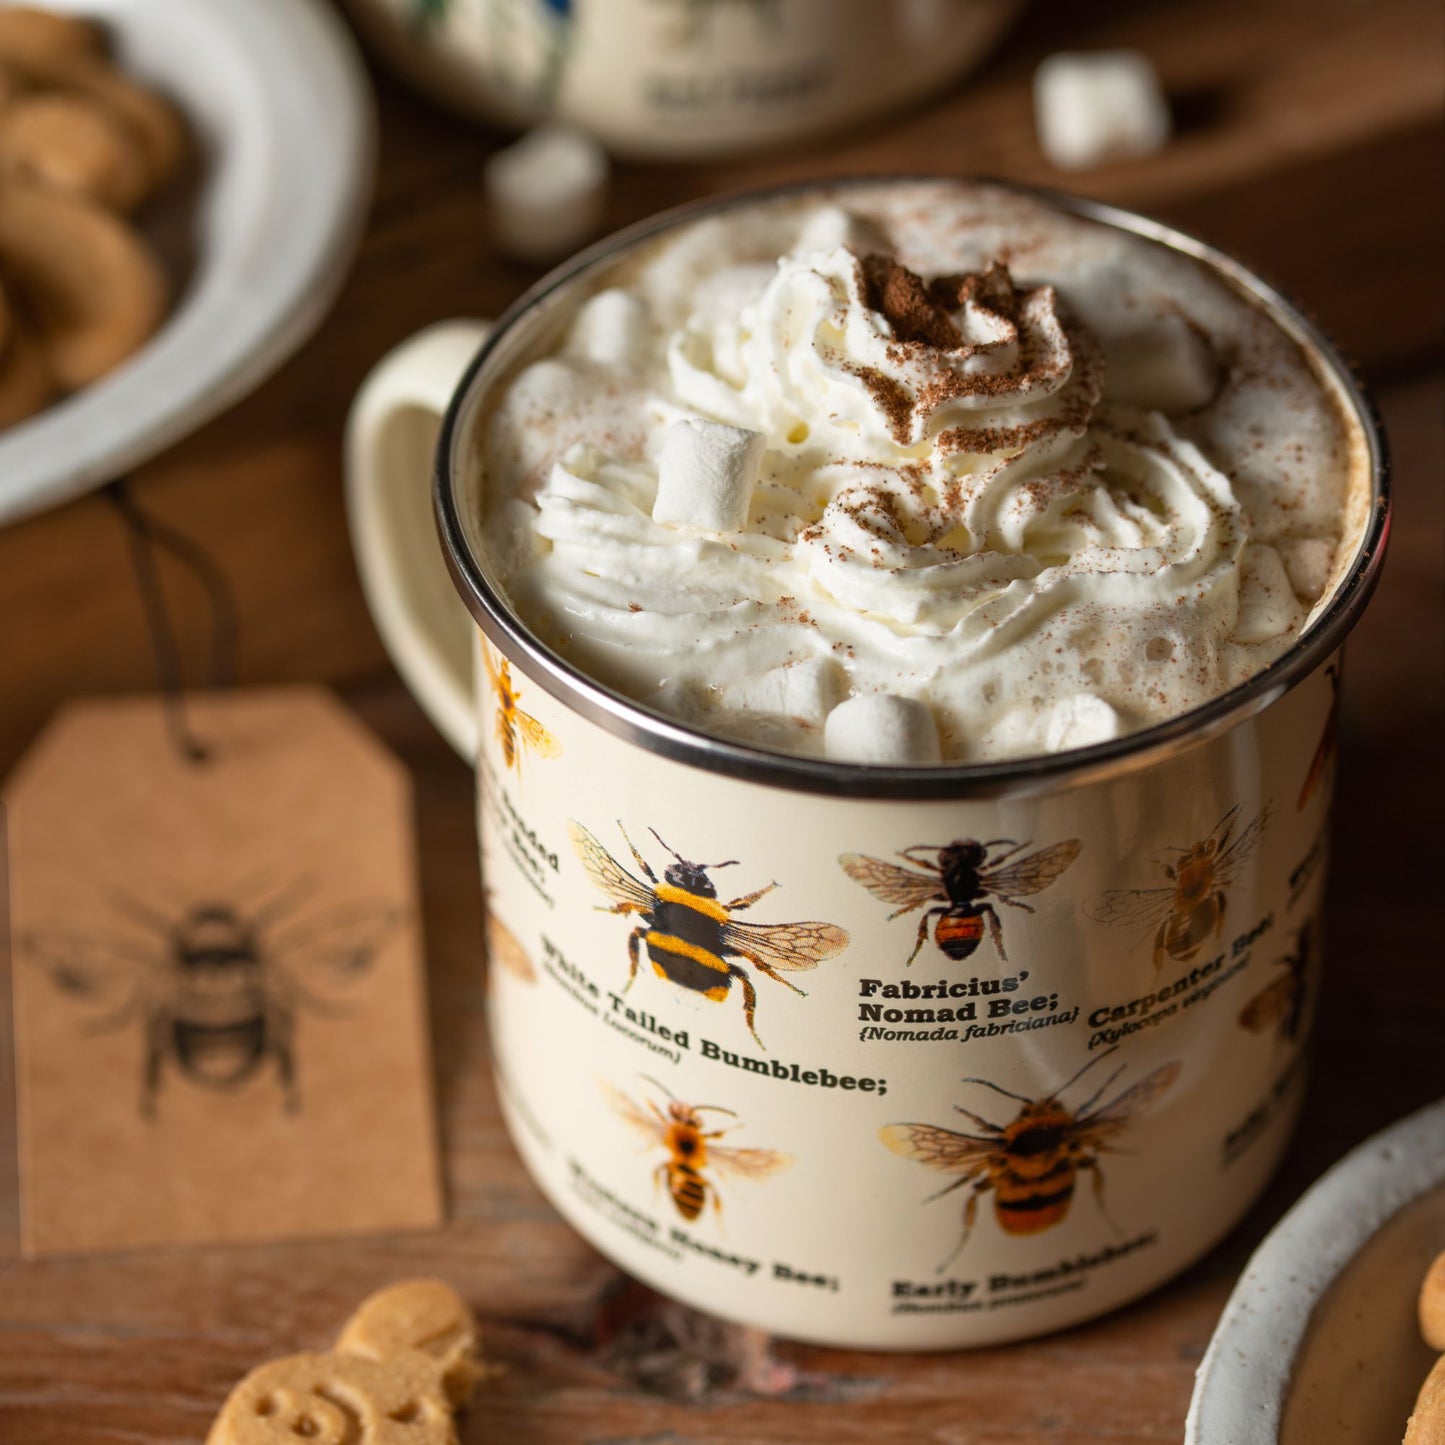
1238 920 1313 1045
484 644 562 773
569 821 849 1048
880 1048 1181 1271
606 1075 791 1223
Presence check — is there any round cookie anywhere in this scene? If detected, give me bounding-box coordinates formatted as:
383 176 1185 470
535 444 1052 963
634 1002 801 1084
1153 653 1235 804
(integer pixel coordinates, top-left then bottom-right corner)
0 8 105 65
0 305 56 428
0 92 151 211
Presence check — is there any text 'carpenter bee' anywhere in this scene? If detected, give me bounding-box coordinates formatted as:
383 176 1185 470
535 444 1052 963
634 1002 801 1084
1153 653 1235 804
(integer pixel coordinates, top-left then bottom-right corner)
880 1048 1181 1271
841 837 1082 965
1087 803 1270 971
484 644 562 773
1298 663 1341 810
570 821 849 1049
606 1074 791 1223
1238 920 1314 1046
25 885 399 1116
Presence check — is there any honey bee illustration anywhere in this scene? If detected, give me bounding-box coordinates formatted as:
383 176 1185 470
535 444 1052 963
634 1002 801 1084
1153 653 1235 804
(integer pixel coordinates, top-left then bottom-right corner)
484 644 562 773
880 1048 1182 1271
484 902 537 984
1298 663 1341 810
25 885 399 1117
569 821 849 1049
606 1074 791 1222
840 837 1082 965
1238 921 1314 1045
1087 803 1270 971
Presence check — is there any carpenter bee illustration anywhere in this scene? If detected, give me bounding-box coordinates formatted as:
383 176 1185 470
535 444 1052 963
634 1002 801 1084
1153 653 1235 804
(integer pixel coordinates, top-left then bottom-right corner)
1087 803 1270 971
1238 920 1314 1045
840 837 1082 965
1298 663 1341 810
880 1048 1181 1271
569 821 849 1049
25 884 399 1117
606 1074 791 1223
484 644 562 774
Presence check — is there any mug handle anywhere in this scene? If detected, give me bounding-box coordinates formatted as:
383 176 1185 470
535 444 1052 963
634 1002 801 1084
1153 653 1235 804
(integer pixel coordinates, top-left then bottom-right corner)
344 319 491 759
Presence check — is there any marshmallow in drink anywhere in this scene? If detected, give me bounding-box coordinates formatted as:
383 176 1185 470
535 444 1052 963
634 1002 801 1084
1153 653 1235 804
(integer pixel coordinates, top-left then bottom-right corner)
567 288 649 368
1104 312 1219 413
1034 50 1171 171
653 417 765 533
484 124 609 264
824 694 942 765
726 657 844 726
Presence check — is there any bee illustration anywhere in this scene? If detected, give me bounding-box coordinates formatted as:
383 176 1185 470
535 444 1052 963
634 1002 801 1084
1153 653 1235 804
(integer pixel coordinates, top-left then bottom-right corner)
1298 663 1341 810
569 821 849 1049
484 904 537 985
25 885 399 1117
880 1048 1181 1271
483 644 562 773
606 1074 791 1222
840 837 1082 965
1239 921 1314 1045
1087 803 1270 971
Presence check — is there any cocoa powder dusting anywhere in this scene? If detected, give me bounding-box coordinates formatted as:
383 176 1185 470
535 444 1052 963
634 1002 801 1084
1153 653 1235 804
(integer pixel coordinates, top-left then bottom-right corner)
859 253 963 350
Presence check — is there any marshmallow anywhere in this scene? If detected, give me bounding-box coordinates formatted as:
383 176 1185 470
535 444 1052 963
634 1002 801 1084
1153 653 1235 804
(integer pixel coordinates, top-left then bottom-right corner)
1276 535 1337 603
1043 694 1124 752
567 288 650 368
1034 51 1171 171
824 694 942 765
795 204 889 256
653 417 765 533
1104 313 1219 413
1235 543 1305 642
726 657 844 725
484 124 609 264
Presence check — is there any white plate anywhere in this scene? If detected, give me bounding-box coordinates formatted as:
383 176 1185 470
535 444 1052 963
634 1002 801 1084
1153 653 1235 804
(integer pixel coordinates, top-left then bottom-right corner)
1187 1099 1445 1443
0 0 374 526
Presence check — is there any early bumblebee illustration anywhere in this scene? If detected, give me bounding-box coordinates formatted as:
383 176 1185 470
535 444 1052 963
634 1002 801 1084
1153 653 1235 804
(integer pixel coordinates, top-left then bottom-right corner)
1298 663 1341 810
1238 921 1313 1046
840 837 1082 965
484 905 537 985
484 644 562 773
606 1074 792 1222
880 1048 1182 1271
25 887 399 1116
1087 803 1270 971
569 821 849 1048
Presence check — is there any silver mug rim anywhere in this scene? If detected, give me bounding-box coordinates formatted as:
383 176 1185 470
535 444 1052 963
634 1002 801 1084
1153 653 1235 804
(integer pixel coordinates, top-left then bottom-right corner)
434 176 1391 800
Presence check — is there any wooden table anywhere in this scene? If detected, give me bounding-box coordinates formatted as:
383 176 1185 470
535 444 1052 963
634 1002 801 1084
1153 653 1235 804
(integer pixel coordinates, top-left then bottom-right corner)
2 1 1441 1438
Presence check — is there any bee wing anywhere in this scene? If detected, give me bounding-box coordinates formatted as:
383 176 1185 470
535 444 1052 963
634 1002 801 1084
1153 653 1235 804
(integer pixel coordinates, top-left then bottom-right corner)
1239 975 1298 1033
980 839 1083 902
516 710 563 760
839 854 944 912
602 1081 666 1145
21 927 155 1008
269 901 403 986
569 823 655 912
482 644 503 692
721 917 849 974
708 1144 793 1181
878 1122 996 1174
1084 885 1177 935
1079 1061 1182 1141
1216 806 1271 885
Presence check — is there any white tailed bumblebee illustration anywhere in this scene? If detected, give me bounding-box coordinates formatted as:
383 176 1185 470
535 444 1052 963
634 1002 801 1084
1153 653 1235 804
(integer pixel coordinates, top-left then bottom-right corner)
880 1048 1181 1271
569 821 849 1049
606 1074 791 1223
25 885 399 1117
840 837 1081 965
1298 663 1340 810
1086 803 1270 971
484 644 562 773
1238 921 1313 1046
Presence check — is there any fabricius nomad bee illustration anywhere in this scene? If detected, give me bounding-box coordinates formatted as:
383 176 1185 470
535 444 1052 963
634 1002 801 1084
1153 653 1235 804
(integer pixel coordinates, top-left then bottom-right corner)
484 644 562 774
840 837 1082 965
1086 803 1270 971
25 883 399 1116
880 1049 1181 1271
1298 663 1341 810
606 1074 791 1223
569 821 849 1048
1238 920 1314 1046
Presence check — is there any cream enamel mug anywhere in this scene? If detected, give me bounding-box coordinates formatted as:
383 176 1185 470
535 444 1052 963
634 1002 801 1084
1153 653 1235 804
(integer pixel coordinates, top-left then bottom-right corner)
344 181 1389 1350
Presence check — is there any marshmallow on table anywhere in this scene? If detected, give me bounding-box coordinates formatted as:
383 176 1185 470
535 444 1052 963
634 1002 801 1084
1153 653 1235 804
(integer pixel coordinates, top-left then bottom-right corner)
484 124 609 265
653 417 765 533
1034 50 1171 171
824 694 942 765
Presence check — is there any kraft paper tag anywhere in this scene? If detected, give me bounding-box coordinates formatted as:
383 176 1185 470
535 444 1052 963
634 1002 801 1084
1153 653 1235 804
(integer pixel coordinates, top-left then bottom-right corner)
2 688 443 1257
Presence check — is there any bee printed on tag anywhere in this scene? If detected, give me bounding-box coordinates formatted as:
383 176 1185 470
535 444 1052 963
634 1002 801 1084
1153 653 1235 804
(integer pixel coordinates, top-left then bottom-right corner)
1298 663 1340 810
484 644 562 774
841 837 1081 965
25 884 400 1117
880 1048 1181 1271
606 1074 791 1223
569 821 849 1049
1238 920 1313 1046
1087 803 1270 971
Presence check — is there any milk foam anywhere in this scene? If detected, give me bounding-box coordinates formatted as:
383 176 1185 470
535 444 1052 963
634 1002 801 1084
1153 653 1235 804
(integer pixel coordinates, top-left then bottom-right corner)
479 181 1361 763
